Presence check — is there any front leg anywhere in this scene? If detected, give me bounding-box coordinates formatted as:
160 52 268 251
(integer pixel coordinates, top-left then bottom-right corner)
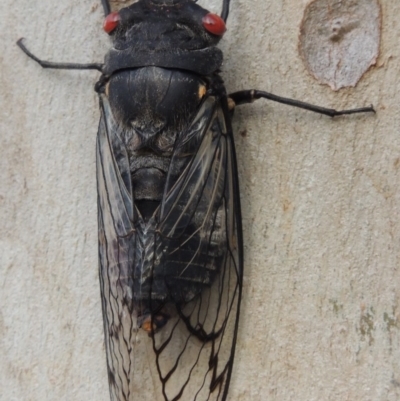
17 39 103 72
229 89 375 117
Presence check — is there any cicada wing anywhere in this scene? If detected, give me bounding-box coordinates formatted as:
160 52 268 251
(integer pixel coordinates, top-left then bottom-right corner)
151 96 243 401
97 94 159 401
97 93 242 401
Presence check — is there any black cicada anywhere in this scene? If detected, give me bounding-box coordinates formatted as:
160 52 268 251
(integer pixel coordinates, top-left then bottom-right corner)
17 0 374 400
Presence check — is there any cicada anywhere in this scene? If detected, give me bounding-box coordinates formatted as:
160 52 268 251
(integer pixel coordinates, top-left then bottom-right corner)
17 0 374 400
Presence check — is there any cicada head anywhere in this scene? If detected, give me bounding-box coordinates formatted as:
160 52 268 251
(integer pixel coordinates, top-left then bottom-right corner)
103 0 226 51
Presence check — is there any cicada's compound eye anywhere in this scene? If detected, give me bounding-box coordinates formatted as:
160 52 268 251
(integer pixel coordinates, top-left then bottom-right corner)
103 12 121 34
202 13 226 36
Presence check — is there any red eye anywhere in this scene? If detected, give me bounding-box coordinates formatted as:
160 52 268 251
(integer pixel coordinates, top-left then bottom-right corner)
202 13 226 36
103 12 120 34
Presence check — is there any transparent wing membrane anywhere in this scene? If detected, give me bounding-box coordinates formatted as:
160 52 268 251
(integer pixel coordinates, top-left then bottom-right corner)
97 96 138 401
97 94 242 401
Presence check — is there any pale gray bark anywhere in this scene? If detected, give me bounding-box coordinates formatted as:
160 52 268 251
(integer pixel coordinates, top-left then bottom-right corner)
1 1 399 400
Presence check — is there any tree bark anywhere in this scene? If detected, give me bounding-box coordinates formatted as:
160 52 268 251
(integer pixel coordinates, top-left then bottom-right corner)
1 0 399 400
